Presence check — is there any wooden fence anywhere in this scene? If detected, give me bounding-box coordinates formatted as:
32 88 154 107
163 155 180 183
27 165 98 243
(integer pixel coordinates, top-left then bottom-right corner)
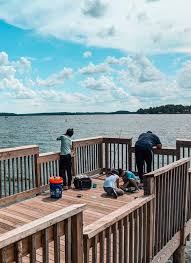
0 145 39 198
1 138 191 262
83 196 154 263
0 204 85 263
1 137 191 202
144 158 190 262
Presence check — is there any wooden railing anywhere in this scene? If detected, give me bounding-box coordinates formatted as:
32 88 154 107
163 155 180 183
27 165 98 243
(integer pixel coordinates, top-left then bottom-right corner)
187 168 191 221
144 158 190 262
38 152 60 188
1 138 191 202
72 137 103 176
0 145 39 199
103 137 132 172
176 139 191 159
83 195 154 263
1 138 191 262
0 204 85 263
131 147 177 173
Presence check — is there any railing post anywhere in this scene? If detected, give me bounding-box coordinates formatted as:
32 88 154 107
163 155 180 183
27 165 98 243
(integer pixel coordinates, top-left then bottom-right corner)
71 212 83 263
128 138 133 171
144 174 155 262
35 149 41 194
72 145 77 177
99 142 104 174
176 140 181 160
173 245 186 263
105 142 109 173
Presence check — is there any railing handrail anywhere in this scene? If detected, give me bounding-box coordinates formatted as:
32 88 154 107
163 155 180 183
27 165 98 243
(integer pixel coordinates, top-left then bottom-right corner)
38 151 60 163
0 204 85 249
144 157 191 177
73 136 103 147
0 145 39 160
83 195 154 239
176 139 191 147
131 146 177 155
102 137 132 144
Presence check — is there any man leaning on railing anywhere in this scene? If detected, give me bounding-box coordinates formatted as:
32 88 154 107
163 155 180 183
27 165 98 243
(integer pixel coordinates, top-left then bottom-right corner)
135 131 162 183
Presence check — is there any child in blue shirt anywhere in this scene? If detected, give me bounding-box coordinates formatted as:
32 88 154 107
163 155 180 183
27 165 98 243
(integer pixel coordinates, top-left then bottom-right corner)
118 169 140 192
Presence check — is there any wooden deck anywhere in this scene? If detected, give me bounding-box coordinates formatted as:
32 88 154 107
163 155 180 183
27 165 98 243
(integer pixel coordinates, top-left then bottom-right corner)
0 176 143 262
0 176 143 234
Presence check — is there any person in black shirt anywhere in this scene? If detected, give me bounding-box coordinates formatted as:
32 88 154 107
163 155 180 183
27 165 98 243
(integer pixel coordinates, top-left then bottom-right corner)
135 131 162 182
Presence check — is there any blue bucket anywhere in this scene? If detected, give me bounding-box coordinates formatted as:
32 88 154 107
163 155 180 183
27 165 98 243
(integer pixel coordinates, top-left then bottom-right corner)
49 177 63 199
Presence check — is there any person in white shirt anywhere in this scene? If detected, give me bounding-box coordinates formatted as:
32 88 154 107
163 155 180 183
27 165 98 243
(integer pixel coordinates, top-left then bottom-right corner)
57 128 74 190
103 170 124 199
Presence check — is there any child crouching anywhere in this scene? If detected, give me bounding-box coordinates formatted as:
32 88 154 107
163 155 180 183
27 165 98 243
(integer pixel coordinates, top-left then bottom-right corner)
103 170 124 199
118 169 140 192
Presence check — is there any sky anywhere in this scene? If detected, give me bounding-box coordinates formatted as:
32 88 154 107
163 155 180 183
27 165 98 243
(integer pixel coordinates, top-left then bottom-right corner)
0 0 191 113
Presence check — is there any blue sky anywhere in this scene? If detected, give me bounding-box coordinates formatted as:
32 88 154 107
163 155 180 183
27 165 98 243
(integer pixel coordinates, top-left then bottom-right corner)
0 0 191 113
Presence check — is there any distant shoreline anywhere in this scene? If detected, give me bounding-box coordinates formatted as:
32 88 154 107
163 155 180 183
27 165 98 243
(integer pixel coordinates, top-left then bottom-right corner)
1 104 191 116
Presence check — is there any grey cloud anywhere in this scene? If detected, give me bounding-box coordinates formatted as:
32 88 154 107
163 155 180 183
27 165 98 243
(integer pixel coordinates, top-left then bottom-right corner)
97 26 115 38
82 0 108 18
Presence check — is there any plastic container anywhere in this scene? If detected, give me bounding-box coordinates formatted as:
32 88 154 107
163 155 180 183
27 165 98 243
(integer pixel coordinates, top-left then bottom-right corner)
49 177 63 199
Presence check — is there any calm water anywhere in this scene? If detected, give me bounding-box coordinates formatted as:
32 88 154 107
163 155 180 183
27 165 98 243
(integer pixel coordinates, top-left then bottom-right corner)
1 114 191 152
1 114 191 261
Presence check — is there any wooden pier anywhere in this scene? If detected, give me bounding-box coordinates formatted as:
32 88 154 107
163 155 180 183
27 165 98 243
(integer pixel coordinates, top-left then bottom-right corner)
0 137 191 262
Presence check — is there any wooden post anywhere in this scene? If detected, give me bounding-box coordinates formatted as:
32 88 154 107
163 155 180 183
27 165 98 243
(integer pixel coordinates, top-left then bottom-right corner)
99 143 104 174
71 212 83 263
173 245 185 263
34 149 41 195
128 139 133 171
105 143 109 173
176 140 181 160
182 162 189 245
143 175 155 262
72 145 77 177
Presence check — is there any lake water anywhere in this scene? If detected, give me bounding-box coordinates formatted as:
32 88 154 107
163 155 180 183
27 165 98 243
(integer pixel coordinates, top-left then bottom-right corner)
1 114 191 261
1 114 191 152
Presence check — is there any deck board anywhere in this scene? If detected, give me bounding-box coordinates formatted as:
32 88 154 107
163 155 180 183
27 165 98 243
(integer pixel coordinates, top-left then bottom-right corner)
0 176 143 262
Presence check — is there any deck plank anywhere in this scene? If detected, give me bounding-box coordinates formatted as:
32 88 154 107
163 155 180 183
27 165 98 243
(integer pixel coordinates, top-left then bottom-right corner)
0 176 143 261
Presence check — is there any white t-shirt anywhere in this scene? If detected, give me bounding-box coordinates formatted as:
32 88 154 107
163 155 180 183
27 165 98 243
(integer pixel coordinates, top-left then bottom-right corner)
103 174 119 188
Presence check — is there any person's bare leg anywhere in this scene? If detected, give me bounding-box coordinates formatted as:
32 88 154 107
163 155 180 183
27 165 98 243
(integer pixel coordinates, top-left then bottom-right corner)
120 181 130 190
129 179 139 191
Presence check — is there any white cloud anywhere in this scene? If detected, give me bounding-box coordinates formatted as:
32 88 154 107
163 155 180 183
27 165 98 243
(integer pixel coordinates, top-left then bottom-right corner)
15 57 31 71
79 63 110 74
177 61 191 90
82 75 115 91
106 56 131 65
0 0 191 53
117 54 180 99
83 51 92 58
0 66 16 79
36 67 73 87
0 51 9 65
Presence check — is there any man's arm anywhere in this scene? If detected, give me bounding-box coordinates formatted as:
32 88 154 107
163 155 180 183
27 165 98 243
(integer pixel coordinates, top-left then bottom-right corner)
56 136 61 141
